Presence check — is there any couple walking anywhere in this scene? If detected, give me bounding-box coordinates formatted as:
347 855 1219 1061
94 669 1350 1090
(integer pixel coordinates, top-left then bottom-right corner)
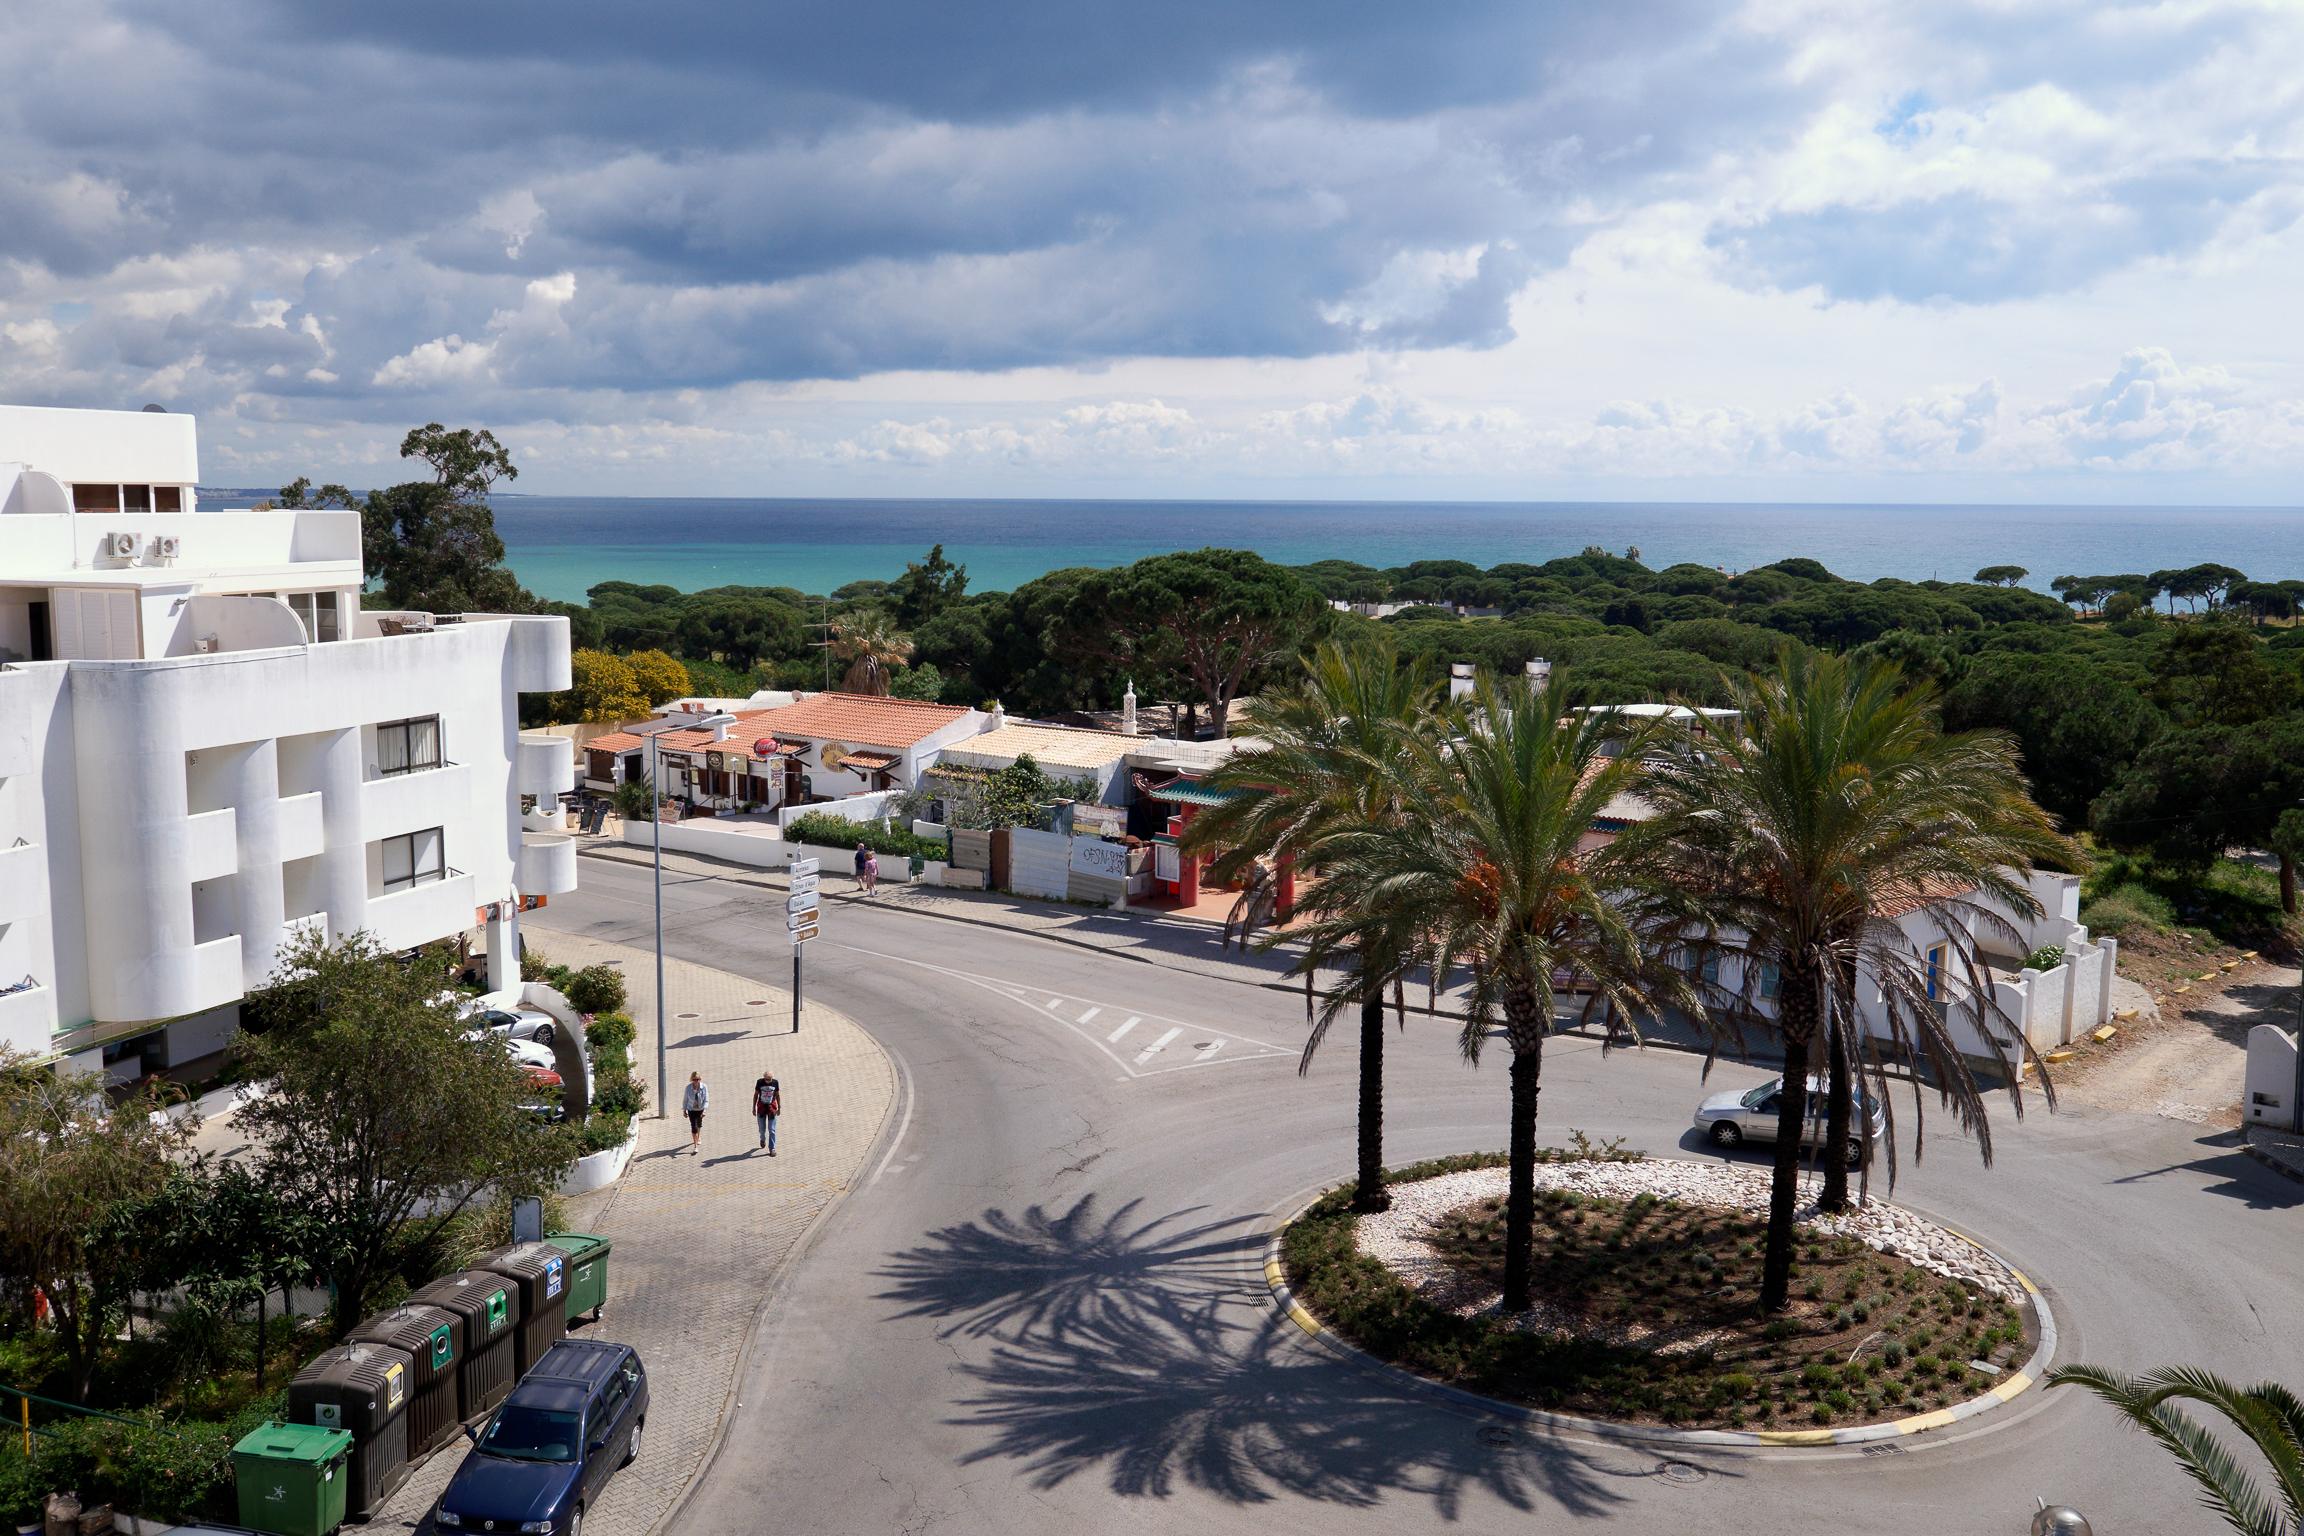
679 1069 784 1156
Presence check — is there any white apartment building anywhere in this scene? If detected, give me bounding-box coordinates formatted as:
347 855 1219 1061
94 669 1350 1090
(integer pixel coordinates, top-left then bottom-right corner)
0 404 576 1078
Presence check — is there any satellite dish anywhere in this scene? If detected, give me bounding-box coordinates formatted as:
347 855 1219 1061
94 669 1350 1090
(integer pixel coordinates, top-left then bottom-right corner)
820 743 850 772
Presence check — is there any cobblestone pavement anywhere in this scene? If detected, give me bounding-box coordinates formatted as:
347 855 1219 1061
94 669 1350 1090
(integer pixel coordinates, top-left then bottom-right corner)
361 926 897 1536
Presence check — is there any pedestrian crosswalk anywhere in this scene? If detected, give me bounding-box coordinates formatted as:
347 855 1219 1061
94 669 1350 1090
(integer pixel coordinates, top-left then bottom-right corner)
825 940 1297 1079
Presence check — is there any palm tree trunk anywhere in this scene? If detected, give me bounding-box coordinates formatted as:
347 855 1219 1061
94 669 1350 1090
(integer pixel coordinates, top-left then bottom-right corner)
1502 1005 1546 1313
1761 1013 1813 1313
1820 1015 1854 1212
1353 977 1390 1213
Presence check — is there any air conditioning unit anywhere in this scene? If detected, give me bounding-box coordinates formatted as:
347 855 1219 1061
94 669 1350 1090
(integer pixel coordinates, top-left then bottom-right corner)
155 535 181 560
108 531 141 559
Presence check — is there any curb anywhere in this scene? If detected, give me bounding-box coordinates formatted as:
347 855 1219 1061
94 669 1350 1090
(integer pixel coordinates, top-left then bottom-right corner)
1259 1182 2057 1451
2241 1135 2304 1186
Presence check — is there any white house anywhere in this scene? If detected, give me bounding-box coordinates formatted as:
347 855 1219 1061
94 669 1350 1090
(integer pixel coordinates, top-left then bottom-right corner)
0 404 576 1079
584 692 986 812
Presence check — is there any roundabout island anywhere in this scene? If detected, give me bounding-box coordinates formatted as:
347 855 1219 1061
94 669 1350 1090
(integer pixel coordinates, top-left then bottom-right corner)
1276 1150 2051 1445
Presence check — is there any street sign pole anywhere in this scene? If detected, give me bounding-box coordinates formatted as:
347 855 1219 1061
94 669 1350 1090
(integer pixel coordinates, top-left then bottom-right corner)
788 857 820 1037
794 942 802 1035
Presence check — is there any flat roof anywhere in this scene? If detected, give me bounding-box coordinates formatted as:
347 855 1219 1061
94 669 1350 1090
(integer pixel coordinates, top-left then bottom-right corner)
936 721 1141 772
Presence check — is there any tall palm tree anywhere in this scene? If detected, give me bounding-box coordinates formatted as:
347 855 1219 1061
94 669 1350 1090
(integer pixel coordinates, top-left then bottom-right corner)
830 608 913 695
1184 637 1442 1213
1633 653 2075 1311
1298 674 1695 1312
2049 1364 2304 1535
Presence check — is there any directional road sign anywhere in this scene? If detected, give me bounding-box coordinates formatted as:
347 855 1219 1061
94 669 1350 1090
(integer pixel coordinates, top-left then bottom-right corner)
787 891 818 914
790 857 820 878
789 872 820 898
790 922 820 944
787 907 820 931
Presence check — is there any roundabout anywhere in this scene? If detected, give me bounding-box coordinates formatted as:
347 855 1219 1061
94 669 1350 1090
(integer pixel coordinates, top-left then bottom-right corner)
1266 1152 2055 1448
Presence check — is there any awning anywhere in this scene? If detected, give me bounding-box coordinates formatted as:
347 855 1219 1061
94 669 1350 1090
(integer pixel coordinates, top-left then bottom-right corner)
1136 773 1234 807
844 750 901 772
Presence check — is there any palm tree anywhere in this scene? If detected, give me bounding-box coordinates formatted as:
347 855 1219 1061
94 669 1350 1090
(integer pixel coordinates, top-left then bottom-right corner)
1184 637 1442 1213
2049 1364 2304 1535
1297 673 1695 1312
830 609 913 695
1633 653 2075 1311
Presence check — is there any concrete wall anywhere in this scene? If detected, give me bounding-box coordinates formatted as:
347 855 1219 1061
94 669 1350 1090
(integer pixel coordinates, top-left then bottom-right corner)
620 816 790 869
2246 1025 2299 1127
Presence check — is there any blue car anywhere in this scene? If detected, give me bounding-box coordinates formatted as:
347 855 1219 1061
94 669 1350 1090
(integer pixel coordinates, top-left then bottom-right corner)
434 1339 647 1536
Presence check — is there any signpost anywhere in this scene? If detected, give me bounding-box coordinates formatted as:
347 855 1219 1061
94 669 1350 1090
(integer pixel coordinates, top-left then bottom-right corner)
788 858 820 1034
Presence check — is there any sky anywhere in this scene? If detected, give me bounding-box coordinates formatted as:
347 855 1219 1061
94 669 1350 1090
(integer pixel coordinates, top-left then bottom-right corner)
2 0 2301 502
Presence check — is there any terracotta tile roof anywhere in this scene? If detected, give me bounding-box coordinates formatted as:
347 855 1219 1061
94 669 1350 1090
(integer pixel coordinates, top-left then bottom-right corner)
585 730 646 754
738 692 971 751
937 721 1140 772
840 750 901 771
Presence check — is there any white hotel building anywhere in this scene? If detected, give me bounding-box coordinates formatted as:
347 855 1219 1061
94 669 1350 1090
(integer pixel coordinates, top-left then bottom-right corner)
0 404 577 1078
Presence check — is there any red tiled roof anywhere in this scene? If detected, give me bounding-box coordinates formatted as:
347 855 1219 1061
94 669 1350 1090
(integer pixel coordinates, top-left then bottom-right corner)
841 750 901 771
742 692 970 751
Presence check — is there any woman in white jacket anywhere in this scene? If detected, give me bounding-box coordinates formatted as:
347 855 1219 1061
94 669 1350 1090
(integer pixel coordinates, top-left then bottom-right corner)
682 1072 708 1156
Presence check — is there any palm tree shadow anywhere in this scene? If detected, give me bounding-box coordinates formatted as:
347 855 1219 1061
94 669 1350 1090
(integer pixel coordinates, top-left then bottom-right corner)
874 1194 1257 1342
878 1194 1683 1517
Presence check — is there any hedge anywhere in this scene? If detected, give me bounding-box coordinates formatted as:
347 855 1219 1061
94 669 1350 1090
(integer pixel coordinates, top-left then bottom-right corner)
785 812 948 861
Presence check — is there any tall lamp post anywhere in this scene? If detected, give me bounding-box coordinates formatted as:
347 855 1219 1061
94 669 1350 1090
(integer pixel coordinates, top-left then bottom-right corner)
652 712 736 1118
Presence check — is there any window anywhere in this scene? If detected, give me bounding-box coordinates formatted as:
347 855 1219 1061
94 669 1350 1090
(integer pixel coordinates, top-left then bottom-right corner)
1757 961 1781 1000
71 484 117 515
153 486 183 513
1925 945 1946 1001
376 716 443 777
121 484 152 513
285 591 342 643
381 827 445 892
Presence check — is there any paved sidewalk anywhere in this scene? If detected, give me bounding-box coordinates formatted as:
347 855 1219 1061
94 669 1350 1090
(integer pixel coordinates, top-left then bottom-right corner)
363 927 897 1536
580 838 1310 992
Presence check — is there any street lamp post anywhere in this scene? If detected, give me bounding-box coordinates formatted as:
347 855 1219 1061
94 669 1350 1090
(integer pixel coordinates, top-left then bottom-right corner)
652 712 736 1118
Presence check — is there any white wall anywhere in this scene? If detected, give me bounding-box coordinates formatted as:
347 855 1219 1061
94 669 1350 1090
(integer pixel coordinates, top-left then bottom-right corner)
0 404 198 486
2246 1025 2299 1127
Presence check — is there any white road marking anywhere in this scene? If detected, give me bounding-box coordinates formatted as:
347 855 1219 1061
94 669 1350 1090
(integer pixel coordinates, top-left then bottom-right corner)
1046 996 1064 1009
1076 1005 1102 1025
1134 1027 1183 1063
1193 1040 1225 1064
868 1050 916 1186
1105 1017 1139 1044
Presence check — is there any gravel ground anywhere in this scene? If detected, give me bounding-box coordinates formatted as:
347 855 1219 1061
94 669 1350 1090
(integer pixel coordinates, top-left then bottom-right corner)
1355 1160 2022 1331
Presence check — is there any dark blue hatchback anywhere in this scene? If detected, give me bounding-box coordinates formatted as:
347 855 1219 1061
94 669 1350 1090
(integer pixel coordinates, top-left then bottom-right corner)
434 1339 647 1536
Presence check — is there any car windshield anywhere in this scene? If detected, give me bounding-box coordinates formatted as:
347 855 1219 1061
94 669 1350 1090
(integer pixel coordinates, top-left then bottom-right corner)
1739 1082 1776 1109
479 1406 581 1462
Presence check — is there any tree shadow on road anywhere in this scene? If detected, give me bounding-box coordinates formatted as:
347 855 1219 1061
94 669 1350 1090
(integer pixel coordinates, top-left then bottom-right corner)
876 1194 1709 1518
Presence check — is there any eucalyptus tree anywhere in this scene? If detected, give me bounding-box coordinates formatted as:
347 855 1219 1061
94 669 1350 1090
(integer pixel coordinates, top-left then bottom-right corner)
1185 636 1443 1212
1294 674 1695 1310
1633 653 2075 1311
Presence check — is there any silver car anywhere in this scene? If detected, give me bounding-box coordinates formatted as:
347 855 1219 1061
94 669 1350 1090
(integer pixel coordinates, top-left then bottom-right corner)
1693 1075 1884 1164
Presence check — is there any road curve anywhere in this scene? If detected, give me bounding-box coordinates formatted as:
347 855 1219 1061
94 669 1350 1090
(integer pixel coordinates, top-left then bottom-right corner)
546 859 2301 1536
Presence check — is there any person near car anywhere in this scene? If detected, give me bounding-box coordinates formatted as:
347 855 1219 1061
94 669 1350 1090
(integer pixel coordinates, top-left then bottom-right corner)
753 1071 781 1154
682 1071 708 1156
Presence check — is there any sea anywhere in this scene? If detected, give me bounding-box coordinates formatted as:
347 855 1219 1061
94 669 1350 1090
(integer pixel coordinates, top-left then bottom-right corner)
472 496 2304 604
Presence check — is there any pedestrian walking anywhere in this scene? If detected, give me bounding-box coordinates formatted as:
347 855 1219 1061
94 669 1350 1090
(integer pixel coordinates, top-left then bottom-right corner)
863 848 880 895
854 841 874 896
682 1071 708 1156
753 1070 782 1155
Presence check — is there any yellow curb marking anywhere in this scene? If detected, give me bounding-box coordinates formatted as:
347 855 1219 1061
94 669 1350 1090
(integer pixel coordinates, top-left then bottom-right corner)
1894 1408 1958 1433
1990 1371 2032 1402
1755 1429 1835 1446
1287 1304 1322 1336
1264 1260 1285 1285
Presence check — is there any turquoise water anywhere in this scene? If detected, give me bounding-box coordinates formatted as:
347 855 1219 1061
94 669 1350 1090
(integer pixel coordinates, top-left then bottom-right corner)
488 495 2304 603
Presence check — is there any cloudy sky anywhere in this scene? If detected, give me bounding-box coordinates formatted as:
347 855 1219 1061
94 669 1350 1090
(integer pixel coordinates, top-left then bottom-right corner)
3 0 2301 501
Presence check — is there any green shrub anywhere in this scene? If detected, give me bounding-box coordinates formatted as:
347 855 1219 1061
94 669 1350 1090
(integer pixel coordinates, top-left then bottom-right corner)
586 1012 636 1054
2079 882 2174 937
563 964 628 1016
2022 944 2066 972
784 812 948 861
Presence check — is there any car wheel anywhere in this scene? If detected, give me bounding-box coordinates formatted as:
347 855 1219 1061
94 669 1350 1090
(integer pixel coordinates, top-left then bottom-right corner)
1708 1121 1743 1148
1845 1141 1866 1169
536 1022 555 1048
569 1509 583 1536
624 1420 642 1467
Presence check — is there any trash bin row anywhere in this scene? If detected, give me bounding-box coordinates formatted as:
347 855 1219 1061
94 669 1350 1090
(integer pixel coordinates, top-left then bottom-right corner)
234 1231 613 1536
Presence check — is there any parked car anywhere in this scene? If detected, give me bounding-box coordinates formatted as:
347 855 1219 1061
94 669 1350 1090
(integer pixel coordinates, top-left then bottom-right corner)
464 1029 557 1074
435 1340 647 1536
1693 1074 1884 1164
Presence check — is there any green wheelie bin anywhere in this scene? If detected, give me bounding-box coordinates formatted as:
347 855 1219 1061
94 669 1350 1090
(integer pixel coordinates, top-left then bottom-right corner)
232 1421 354 1536
545 1231 612 1325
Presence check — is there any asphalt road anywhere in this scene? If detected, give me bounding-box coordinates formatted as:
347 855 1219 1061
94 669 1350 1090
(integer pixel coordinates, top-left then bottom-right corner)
541 858 2304 1536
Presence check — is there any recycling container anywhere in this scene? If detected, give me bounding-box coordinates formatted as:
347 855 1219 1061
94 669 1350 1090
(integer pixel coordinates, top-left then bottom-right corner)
287 1341 414 1518
479 1242 569 1376
411 1270 521 1421
347 1303 463 1458
231 1421 352 1536
544 1231 612 1325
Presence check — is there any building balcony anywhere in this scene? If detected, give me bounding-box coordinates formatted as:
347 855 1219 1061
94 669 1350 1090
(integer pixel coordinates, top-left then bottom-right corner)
0 838 38 919
284 911 329 945
516 733 575 799
277 790 326 863
184 807 239 883
516 831 578 896
363 870 476 952
503 614 572 694
362 761 470 839
0 978 53 1054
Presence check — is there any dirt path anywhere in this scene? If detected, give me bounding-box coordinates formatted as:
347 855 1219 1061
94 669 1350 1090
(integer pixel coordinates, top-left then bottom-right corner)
2056 962 2297 1125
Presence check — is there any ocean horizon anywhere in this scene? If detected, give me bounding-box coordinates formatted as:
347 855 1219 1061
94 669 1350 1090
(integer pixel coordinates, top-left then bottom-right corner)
452 494 2304 604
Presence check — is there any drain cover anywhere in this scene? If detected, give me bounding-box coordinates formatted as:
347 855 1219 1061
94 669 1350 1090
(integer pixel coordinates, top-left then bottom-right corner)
675 1011 701 1019
1476 1426 1514 1447
1655 1460 1705 1485
747 999 769 1006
